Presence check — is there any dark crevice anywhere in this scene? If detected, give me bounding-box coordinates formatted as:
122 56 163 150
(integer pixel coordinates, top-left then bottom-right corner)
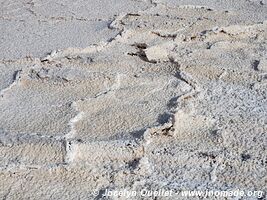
252 60 260 71
157 112 173 125
129 128 147 140
127 158 141 170
241 153 251 161
151 31 177 39
127 43 157 64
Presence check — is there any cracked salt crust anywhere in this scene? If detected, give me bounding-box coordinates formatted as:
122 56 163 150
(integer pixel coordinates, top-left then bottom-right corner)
0 0 267 199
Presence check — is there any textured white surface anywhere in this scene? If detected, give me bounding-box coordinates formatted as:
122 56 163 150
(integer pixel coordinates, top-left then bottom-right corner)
0 0 266 199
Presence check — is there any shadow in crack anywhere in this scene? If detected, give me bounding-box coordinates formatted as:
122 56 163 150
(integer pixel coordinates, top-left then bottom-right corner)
157 112 173 125
129 128 147 140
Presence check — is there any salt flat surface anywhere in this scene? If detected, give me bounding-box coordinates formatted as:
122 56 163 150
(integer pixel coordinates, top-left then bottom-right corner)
0 0 266 199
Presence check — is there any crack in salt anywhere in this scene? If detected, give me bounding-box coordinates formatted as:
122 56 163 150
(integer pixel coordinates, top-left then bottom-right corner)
65 101 85 163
